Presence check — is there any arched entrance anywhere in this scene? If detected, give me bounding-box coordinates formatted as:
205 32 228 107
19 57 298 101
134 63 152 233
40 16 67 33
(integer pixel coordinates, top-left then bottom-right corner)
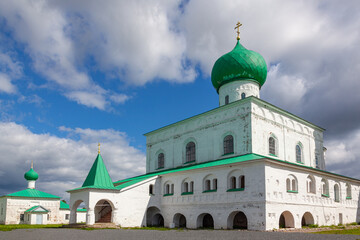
94 200 113 223
173 213 186 228
197 213 214 229
70 200 86 224
301 212 314 226
279 211 294 228
146 207 164 227
228 211 247 229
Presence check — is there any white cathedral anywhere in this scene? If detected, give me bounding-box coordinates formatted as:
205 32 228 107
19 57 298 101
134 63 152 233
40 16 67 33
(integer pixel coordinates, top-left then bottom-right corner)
67 26 360 231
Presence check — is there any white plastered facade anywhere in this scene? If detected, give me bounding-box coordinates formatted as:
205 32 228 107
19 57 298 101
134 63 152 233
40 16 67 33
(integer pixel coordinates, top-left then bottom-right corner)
68 85 360 230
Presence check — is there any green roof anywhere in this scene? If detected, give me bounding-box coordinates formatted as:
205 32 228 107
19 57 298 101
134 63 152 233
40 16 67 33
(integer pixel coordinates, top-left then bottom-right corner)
114 153 360 190
68 154 116 192
6 188 60 199
59 201 87 212
114 153 265 188
25 205 49 213
60 201 69 209
211 40 267 92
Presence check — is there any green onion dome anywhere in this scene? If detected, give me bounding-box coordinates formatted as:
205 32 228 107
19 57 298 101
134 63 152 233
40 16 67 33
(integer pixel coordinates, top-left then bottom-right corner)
24 168 38 181
211 40 267 92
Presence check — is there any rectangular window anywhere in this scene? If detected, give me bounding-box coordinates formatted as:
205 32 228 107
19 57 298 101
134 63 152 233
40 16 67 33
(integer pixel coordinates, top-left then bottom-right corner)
65 214 70 220
20 214 24 221
1 208 3 215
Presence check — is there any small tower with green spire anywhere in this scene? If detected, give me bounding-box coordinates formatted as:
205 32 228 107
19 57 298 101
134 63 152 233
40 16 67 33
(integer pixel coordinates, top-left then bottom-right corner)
24 160 39 189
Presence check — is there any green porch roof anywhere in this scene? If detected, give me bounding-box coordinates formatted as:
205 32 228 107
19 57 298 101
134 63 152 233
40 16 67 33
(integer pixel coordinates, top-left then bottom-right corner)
6 189 60 199
68 154 116 192
25 205 49 213
60 201 69 209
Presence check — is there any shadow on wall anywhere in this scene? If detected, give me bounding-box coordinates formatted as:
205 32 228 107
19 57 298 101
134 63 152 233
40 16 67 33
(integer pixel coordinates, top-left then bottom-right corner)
357 190 360 224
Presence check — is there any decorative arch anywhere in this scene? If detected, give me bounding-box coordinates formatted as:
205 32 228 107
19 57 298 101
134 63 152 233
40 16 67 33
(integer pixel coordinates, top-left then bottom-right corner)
173 213 186 228
146 207 164 227
203 174 217 192
94 199 115 223
321 178 329 197
227 211 248 229
181 177 194 194
286 174 298 192
164 180 174 195
227 169 245 191
70 199 87 224
306 175 316 194
279 211 294 228
197 213 214 229
301 212 314 226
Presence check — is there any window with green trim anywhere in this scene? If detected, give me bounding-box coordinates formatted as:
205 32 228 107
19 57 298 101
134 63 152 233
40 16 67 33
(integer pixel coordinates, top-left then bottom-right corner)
269 136 277 156
286 174 298 192
321 178 329 197
334 184 340 202
346 183 352 199
296 143 303 163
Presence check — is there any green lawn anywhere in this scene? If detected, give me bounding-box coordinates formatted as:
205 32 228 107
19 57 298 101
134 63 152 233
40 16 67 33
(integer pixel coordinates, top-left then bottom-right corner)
0 224 63 231
315 227 360 235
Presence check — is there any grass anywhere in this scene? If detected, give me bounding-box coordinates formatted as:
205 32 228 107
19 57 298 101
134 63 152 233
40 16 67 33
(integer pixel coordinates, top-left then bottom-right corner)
315 227 360 235
0 224 63 232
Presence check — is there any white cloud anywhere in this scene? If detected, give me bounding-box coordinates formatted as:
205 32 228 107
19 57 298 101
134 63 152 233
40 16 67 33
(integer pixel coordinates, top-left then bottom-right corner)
0 73 17 94
0 122 145 200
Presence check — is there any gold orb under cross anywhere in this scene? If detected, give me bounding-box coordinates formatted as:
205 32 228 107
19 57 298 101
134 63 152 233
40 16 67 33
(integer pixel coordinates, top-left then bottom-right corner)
235 21 242 40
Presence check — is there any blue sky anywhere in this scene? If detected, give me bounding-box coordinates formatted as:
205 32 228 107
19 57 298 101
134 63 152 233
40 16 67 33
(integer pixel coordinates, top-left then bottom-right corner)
0 0 360 200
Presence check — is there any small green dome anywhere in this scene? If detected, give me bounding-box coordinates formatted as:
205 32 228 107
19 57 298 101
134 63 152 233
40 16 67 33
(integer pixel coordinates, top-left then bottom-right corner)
24 168 38 181
211 40 267 92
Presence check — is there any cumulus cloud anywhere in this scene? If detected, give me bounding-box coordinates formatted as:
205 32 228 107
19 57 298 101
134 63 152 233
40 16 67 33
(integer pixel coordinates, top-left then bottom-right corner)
0 122 145 200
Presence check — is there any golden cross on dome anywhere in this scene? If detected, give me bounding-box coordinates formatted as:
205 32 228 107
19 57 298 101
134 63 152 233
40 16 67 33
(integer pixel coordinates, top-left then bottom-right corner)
98 143 101 154
31 160 33 169
234 21 242 40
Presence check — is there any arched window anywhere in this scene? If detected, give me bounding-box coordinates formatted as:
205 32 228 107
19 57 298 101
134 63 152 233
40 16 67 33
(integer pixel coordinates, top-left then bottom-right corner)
186 142 196 163
346 183 352 199
181 179 193 195
205 180 211 191
171 184 174 194
306 175 315 194
165 184 170 194
321 179 329 197
269 137 276 156
241 92 246 99
334 184 340 202
230 176 236 189
223 135 234 155
149 184 154 195
157 153 164 169
239 175 245 189
213 179 217 190
286 175 298 192
225 95 229 105
296 144 303 163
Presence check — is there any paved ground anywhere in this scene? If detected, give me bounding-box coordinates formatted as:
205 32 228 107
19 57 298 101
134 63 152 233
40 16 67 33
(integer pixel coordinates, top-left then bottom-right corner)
0 229 359 240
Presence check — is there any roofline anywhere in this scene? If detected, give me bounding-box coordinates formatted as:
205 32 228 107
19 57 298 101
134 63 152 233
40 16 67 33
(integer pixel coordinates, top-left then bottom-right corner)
114 153 359 184
3 195 60 199
144 96 324 136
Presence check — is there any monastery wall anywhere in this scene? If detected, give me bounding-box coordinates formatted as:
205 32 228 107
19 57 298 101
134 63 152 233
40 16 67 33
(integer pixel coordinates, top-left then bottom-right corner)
265 162 360 230
146 100 252 173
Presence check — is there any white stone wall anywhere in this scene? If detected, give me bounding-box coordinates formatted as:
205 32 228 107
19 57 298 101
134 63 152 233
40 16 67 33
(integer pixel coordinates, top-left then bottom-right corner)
150 161 266 230
218 80 260 106
251 100 325 169
146 100 253 173
1 198 61 224
0 198 6 224
265 161 360 230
